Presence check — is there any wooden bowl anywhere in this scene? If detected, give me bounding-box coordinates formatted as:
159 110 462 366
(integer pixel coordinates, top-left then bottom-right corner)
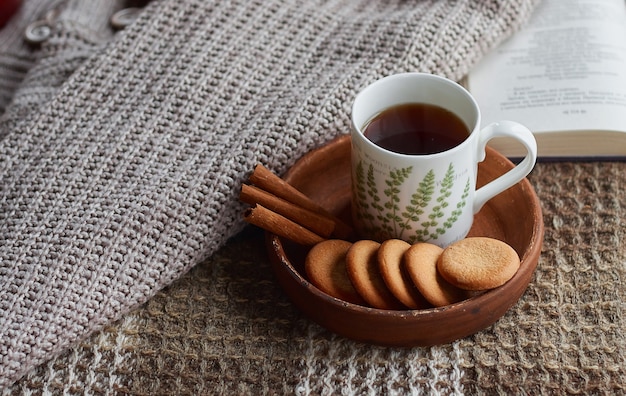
266 135 544 346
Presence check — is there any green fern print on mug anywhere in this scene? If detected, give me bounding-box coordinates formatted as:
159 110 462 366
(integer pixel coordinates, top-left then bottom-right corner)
353 160 470 244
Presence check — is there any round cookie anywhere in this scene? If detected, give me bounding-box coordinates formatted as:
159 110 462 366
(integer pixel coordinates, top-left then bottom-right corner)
437 237 520 290
377 239 429 309
305 239 366 305
404 243 467 307
345 240 404 310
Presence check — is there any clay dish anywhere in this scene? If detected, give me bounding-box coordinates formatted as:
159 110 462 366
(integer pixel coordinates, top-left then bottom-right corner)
266 135 544 347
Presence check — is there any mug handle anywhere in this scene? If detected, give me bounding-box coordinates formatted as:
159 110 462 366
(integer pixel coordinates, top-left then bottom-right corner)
473 120 538 213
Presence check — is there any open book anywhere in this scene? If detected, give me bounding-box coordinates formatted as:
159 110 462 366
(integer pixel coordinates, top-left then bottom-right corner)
467 0 626 159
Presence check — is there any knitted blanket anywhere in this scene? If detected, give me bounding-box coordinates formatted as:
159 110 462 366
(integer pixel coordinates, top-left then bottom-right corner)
1 0 544 389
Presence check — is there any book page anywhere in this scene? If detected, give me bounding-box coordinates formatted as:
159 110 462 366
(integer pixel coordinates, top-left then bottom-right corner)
468 0 626 134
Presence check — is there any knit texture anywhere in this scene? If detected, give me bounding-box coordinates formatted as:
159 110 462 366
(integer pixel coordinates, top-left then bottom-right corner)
6 160 625 394
0 0 540 389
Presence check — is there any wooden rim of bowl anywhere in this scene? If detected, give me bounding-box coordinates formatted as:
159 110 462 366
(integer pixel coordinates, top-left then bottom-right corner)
265 135 544 346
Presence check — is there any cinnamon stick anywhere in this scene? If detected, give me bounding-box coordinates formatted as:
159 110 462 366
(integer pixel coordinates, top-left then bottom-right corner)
240 184 335 238
244 204 325 246
249 164 354 239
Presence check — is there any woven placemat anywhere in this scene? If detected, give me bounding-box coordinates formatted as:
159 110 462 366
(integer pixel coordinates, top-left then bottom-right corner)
7 161 625 395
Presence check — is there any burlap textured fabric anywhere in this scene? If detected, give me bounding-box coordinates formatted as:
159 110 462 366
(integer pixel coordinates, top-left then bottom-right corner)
6 162 626 394
3 0 623 393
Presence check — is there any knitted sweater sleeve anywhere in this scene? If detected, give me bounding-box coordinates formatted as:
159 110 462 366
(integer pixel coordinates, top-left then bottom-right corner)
0 0 539 387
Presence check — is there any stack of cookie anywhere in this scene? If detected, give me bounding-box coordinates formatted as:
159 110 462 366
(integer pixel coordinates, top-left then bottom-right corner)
305 237 520 310
240 164 521 310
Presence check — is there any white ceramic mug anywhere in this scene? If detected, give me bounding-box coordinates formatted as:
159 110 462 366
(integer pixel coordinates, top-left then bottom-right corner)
351 73 537 247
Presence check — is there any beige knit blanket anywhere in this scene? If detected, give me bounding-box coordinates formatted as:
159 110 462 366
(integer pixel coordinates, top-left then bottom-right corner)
5 0 620 393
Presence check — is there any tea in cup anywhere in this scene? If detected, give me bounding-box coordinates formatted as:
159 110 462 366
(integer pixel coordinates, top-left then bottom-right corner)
351 73 537 246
